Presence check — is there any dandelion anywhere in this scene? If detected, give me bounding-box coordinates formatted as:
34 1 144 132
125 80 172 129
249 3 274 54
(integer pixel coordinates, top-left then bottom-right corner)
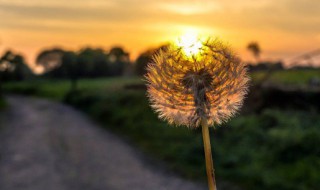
145 36 249 190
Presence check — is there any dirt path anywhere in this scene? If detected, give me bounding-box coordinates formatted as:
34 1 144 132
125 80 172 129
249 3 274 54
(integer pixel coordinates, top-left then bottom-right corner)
0 95 206 190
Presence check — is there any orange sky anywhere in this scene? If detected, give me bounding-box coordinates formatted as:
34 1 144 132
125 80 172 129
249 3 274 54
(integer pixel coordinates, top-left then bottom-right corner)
1 0 320 71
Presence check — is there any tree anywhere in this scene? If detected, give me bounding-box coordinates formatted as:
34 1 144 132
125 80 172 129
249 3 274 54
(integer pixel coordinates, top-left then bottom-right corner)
247 42 261 61
135 44 168 76
0 50 31 80
108 47 130 76
0 50 32 94
37 46 129 80
11 54 32 81
77 48 109 77
36 48 64 72
0 51 13 95
38 49 80 91
61 51 78 91
0 51 15 74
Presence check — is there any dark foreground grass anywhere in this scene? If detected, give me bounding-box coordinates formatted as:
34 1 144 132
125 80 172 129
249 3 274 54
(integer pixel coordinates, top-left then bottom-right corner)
68 89 320 190
3 77 320 190
0 96 6 110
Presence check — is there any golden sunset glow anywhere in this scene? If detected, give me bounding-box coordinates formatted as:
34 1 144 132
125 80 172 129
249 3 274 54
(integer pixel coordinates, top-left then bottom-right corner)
1 0 320 70
146 38 249 127
176 32 203 57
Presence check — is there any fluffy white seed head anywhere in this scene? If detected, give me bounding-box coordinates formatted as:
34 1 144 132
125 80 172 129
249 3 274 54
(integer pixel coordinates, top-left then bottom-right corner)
146 38 250 128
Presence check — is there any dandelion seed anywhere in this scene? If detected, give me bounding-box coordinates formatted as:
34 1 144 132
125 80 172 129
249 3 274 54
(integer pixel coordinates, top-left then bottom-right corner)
145 36 249 190
146 38 249 128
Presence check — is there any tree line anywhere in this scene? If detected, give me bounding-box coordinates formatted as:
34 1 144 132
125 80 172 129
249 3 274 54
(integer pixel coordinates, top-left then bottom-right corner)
0 45 166 93
2 42 294 93
0 41 266 83
1 45 166 77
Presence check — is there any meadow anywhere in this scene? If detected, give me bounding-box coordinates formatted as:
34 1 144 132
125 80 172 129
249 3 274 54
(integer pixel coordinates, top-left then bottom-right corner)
251 69 320 85
0 97 6 110
2 70 320 190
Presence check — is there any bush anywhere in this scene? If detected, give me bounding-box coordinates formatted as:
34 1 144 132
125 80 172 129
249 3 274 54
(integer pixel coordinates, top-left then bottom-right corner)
66 88 320 190
4 78 320 189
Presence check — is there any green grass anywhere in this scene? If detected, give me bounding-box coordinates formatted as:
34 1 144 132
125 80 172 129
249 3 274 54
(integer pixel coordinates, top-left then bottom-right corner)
5 69 320 99
3 77 142 101
0 96 6 110
3 73 320 190
66 88 320 190
251 69 320 85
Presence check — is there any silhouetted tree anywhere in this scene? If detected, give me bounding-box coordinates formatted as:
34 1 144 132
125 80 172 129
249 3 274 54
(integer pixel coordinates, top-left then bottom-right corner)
135 44 168 76
62 51 78 91
247 42 261 61
108 47 129 76
0 50 32 94
0 51 15 75
36 48 64 72
38 49 79 91
37 46 130 79
135 50 153 76
11 55 32 80
77 48 109 77
0 50 31 80
92 50 109 77
0 51 13 95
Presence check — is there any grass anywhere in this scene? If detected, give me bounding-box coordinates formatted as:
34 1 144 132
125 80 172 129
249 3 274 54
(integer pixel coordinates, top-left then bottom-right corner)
5 69 320 99
251 69 320 85
3 71 320 190
3 77 142 101
66 88 320 190
0 96 6 110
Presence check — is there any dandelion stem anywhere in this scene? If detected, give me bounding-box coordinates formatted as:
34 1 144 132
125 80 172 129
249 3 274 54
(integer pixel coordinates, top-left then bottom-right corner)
201 118 217 190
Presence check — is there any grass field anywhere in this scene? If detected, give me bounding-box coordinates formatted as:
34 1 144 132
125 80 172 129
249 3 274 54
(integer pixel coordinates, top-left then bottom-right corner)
3 77 143 101
4 69 320 99
2 71 320 190
0 96 6 110
251 69 320 85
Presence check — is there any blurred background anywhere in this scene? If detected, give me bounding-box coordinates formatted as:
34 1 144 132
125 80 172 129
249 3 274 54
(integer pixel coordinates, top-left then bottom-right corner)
0 0 319 190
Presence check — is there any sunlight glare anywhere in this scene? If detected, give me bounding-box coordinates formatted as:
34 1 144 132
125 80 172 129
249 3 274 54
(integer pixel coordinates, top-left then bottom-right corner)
176 32 202 57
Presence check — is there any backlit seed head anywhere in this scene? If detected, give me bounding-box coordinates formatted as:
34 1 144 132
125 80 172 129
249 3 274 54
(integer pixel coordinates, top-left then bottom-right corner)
145 38 250 128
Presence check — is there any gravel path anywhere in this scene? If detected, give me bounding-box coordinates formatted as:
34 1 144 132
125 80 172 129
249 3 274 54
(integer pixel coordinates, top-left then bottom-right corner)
0 95 206 190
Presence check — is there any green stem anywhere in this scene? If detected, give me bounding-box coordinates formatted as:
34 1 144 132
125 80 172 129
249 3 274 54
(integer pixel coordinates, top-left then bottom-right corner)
201 118 217 190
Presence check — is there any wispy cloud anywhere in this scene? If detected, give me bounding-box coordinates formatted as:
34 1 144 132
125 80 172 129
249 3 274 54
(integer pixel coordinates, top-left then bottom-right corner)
0 0 319 65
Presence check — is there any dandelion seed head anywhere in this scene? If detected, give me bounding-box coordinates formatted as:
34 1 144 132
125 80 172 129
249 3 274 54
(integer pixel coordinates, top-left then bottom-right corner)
146 38 250 128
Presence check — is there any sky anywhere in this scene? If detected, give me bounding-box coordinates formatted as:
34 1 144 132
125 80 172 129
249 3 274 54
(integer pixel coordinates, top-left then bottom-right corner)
0 0 320 71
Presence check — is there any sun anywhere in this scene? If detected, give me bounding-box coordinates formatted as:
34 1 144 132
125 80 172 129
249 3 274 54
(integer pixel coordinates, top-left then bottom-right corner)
176 32 202 57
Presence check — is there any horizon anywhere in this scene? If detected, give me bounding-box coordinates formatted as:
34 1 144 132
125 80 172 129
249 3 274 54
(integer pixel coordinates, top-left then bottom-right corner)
1 0 320 71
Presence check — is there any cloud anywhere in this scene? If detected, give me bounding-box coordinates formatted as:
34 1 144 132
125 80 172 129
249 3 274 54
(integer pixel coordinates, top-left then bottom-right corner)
1 0 319 35
1 0 320 64
0 0 161 35
156 1 221 15
0 0 116 8
0 3 148 22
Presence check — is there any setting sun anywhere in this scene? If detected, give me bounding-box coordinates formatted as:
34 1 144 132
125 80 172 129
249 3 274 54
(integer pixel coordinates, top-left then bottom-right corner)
176 32 203 57
1 0 320 68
